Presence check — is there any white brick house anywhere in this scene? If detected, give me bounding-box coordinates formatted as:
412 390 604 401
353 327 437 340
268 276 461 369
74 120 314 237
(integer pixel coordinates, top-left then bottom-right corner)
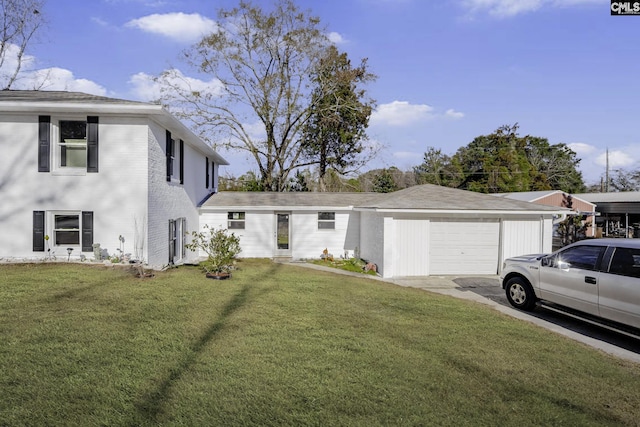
0 91 228 268
0 90 567 278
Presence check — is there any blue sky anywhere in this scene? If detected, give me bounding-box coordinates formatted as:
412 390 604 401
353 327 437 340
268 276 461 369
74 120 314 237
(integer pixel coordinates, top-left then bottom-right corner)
10 0 639 185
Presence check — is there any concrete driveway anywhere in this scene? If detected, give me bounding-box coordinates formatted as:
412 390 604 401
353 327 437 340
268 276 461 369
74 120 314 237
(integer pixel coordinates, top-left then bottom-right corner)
390 275 640 364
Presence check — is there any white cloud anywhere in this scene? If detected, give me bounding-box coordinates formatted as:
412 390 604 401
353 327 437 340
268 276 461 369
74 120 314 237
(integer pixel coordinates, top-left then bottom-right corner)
461 0 600 17
595 149 636 170
0 43 107 94
128 72 160 101
327 32 346 44
567 142 596 156
371 101 434 126
28 68 107 95
91 17 110 27
128 69 225 102
567 143 640 185
370 101 464 126
242 121 267 141
0 44 36 81
126 12 217 43
445 108 465 119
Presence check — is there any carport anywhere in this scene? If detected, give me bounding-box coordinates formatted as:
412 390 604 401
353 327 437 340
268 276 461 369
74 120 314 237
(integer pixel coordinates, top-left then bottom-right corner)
577 192 640 238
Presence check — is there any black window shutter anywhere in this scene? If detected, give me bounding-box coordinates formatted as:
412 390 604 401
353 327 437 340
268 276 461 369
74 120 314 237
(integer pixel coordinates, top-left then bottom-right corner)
179 139 184 184
168 219 176 264
166 130 172 182
38 116 50 172
181 218 187 258
33 211 45 251
206 157 210 188
211 161 215 189
81 211 94 252
87 116 99 172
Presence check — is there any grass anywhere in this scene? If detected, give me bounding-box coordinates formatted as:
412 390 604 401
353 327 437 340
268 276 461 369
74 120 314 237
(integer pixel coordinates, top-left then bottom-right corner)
1 260 640 426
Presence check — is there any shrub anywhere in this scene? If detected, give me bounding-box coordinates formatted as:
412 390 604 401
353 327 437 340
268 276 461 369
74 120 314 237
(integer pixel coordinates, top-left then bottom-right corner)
185 225 241 274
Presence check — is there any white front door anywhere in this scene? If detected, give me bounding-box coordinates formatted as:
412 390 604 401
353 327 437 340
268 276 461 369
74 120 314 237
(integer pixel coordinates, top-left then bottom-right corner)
275 212 291 257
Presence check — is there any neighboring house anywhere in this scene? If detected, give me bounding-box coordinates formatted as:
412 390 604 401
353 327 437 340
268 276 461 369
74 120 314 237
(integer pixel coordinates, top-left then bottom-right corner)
495 190 597 238
201 185 565 278
0 91 228 268
576 192 640 238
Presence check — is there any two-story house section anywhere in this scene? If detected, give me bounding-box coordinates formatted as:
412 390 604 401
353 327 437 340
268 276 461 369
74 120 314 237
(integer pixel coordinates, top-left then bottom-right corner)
0 91 228 268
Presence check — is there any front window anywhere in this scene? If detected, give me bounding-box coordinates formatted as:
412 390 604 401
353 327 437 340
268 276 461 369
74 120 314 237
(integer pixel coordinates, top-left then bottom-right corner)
58 120 87 168
318 212 335 230
554 245 605 271
228 212 245 229
54 214 80 246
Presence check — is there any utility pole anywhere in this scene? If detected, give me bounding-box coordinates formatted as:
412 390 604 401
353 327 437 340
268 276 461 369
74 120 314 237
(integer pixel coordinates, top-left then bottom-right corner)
605 148 609 192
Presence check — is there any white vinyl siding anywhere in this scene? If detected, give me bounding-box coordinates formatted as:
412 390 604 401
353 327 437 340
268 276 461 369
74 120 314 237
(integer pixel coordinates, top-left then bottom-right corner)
429 218 500 275
199 210 359 260
359 211 384 272
394 218 430 277
501 219 543 265
291 211 358 259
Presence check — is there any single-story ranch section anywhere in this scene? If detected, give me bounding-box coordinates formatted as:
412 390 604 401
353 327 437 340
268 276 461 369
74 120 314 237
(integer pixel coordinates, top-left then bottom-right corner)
201 184 566 278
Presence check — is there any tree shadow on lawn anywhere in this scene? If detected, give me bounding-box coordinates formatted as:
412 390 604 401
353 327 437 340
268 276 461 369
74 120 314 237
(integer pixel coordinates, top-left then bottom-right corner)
133 283 251 422
133 262 283 423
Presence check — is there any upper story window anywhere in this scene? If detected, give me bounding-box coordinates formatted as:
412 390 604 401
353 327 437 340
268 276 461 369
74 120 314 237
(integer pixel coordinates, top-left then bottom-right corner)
318 212 335 230
166 130 184 184
38 115 99 174
58 120 87 168
228 212 245 229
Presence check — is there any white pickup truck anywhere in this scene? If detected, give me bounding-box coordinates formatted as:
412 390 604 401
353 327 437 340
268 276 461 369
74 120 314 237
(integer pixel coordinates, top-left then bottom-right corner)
500 238 640 331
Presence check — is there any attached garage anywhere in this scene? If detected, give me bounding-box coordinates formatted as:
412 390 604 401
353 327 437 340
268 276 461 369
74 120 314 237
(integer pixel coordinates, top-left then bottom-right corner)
357 185 565 278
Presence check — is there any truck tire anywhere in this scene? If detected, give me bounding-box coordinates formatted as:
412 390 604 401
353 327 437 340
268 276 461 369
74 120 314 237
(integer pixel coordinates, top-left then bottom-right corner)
505 277 537 311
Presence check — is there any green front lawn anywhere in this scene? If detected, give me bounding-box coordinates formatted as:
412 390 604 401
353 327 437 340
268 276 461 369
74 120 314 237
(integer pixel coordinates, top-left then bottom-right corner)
1 260 639 426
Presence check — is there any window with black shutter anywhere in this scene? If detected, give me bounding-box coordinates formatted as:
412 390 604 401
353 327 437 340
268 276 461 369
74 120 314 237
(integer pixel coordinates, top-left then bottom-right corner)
166 130 173 182
206 157 210 188
179 139 184 184
169 219 176 264
87 117 99 172
33 211 45 251
82 211 94 252
38 116 50 172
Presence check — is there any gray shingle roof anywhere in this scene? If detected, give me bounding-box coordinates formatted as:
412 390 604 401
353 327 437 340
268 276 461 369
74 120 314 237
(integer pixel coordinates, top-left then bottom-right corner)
202 191 385 209
0 90 152 105
361 184 562 211
493 190 559 202
203 184 565 212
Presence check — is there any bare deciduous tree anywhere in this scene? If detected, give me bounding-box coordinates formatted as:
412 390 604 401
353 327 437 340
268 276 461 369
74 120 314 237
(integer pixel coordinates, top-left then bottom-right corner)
158 0 373 191
0 0 45 89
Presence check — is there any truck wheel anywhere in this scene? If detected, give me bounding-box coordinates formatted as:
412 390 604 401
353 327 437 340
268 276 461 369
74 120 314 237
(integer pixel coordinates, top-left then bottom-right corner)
505 277 537 311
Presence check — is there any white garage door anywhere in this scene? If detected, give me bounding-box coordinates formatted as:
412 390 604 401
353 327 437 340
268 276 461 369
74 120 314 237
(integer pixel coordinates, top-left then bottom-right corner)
429 218 500 275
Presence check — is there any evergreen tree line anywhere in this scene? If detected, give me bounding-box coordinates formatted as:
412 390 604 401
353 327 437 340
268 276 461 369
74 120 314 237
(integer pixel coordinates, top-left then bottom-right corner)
221 123 602 194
